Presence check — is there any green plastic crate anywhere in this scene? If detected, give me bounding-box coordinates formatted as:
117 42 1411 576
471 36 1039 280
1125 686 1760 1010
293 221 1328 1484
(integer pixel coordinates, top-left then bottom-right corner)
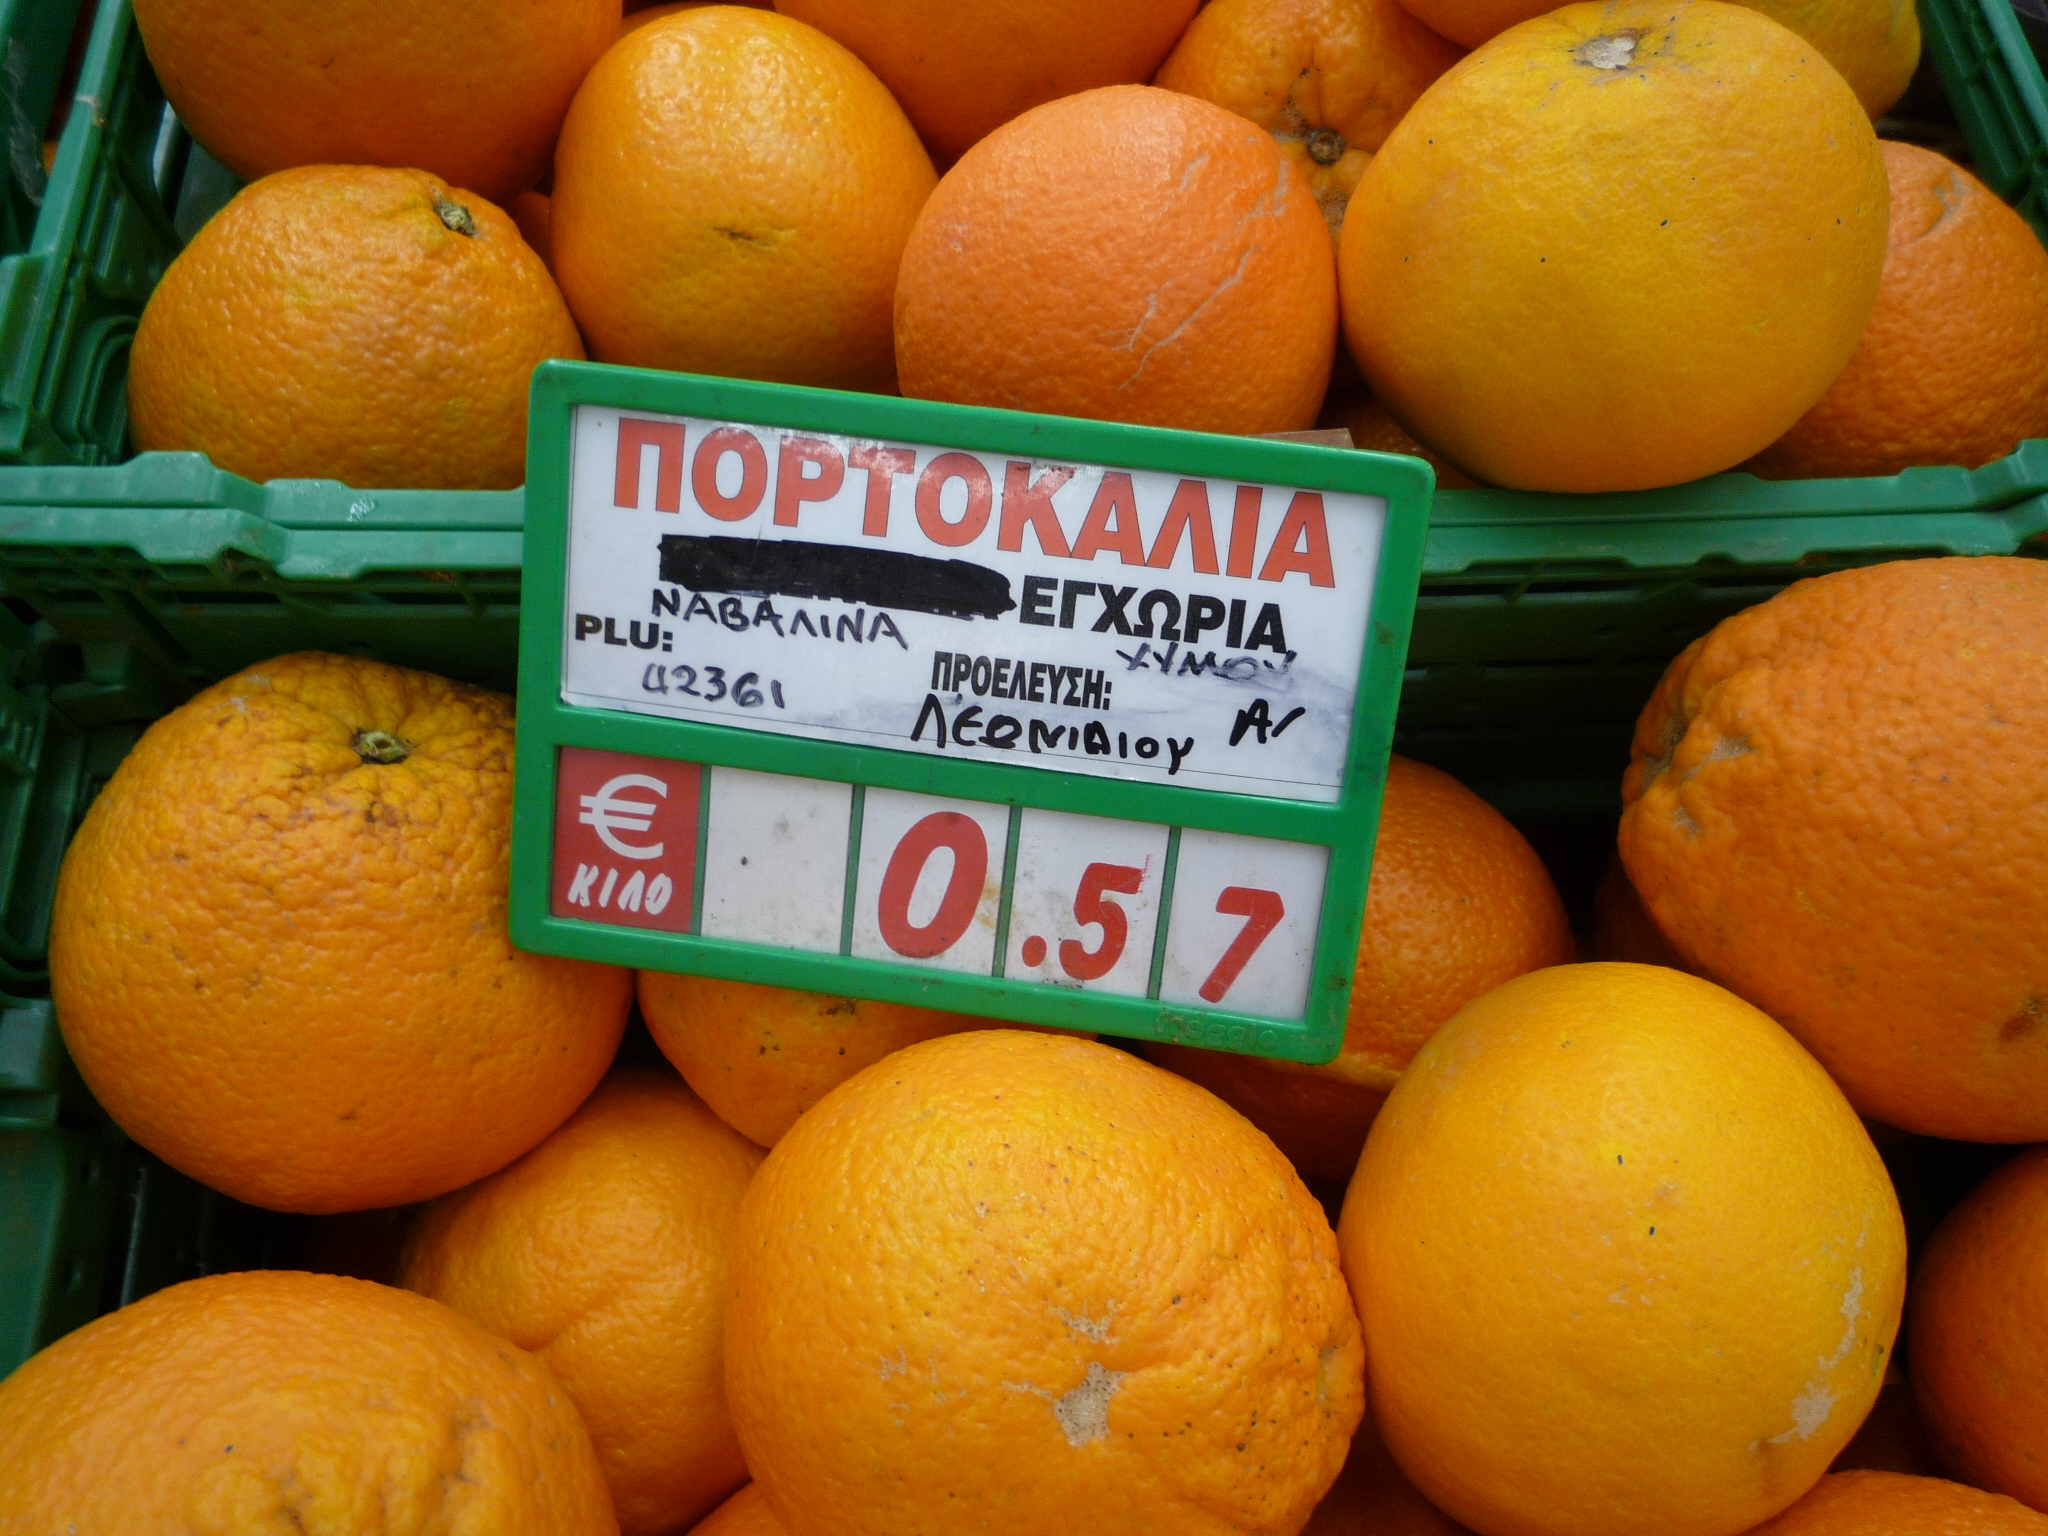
0 0 216 466
0 456 2042 818
0 995 122 1377
1412 449 2048 814
0 625 311 1381
0 0 91 260
0 992 304 1380
1922 0 2048 239
0 453 524 694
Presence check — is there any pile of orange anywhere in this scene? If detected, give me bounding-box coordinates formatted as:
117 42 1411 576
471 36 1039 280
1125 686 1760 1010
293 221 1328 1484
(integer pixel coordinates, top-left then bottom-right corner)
117 0 2048 491
8 541 2048 1533
9 0 2048 1528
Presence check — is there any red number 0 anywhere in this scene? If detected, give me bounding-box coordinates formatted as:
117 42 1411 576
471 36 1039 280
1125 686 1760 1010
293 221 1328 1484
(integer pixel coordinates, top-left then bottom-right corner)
1059 862 1144 981
877 812 988 959
1199 887 1285 1002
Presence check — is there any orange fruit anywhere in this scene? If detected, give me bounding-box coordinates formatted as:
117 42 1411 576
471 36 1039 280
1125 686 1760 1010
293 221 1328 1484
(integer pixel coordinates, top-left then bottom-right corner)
1383 0 1916 114
1154 0 1462 238
624 1 772 35
1319 390 1482 487
129 166 582 490
634 0 769 13
897 85 1337 435
726 1029 1365 1535
297 1207 414 1286
1909 1145 2048 1510
1150 755 1573 1181
0 1271 617 1531
1618 556 2048 1142
509 189 554 269
1303 1412 1476 1534
551 7 935 392
1828 1374 1944 1478
1340 0 1888 493
637 973 984 1146
49 652 632 1214
1744 1470 2048 1534
402 1068 762 1535
1750 143 2048 480
1137 1051 1394 1189
1340 963 1906 1536
623 0 690 31
131 0 620 203
692 1484 786 1535
771 0 1198 163
1591 855 1696 971
1750 0 1922 114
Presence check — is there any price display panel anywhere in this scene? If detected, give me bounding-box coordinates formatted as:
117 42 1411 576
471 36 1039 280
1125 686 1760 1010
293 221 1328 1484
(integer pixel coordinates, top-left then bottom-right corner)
510 362 1431 1063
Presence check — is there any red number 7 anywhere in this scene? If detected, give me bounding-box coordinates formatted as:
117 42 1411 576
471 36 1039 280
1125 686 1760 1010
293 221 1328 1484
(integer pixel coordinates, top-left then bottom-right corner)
1199 887 1285 1003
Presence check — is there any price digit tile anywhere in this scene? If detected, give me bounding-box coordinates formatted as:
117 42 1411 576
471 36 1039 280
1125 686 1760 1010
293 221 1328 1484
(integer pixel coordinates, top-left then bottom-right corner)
698 767 853 953
1005 809 1171 997
849 789 1012 975
1158 830 1329 1019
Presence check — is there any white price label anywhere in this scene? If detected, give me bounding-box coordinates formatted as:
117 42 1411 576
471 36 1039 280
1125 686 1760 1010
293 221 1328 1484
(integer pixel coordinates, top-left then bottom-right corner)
560 407 1386 803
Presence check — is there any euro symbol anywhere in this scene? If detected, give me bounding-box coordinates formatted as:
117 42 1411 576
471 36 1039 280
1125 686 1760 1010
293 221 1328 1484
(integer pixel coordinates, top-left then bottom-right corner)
579 773 668 860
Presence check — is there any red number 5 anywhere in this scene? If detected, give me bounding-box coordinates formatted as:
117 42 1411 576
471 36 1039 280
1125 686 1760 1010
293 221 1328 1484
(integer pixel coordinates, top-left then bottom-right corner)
1059 862 1144 981
1199 887 1285 1002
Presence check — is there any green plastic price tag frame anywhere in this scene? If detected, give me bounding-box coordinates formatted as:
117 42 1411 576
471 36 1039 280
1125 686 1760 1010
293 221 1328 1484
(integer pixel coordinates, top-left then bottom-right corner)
510 362 1431 1063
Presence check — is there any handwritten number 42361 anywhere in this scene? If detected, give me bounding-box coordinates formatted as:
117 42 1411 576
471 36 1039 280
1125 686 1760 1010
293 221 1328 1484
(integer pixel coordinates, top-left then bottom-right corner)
641 664 785 708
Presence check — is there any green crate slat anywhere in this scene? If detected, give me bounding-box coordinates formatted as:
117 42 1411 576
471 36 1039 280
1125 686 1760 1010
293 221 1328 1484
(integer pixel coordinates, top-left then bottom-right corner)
0 1125 126 1375
1403 455 2048 811
0 0 90 255
0 453 2041 806
0 802 301 1381
1922 0 2048 239
0 0 182 466
0 0 91 458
